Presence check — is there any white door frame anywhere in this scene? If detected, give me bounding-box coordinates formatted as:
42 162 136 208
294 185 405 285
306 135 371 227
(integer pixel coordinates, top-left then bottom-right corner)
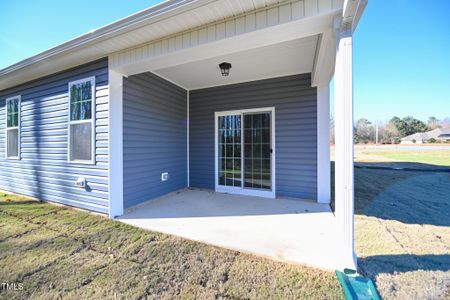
214 107 276 198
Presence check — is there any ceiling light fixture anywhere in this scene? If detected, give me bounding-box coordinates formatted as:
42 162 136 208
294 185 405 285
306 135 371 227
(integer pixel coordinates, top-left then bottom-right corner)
219 62 232 76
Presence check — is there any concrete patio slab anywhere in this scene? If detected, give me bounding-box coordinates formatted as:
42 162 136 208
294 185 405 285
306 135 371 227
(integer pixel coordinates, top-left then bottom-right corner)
118 189 345 270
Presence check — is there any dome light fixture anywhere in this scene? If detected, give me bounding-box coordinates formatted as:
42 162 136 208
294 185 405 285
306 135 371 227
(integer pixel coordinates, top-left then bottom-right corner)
219 62 232 76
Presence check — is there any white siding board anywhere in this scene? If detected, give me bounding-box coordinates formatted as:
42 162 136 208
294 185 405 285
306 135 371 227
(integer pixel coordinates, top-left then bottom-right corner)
279 3 292 23
255 10 267 29
267 7 279 26
216 22 226 40
225 20 236 37
291 0 305 19
304 0 318 16
245 13 257 31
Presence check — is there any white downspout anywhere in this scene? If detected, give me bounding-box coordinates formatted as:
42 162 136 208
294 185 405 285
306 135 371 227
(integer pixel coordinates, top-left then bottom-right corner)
187 90 190 187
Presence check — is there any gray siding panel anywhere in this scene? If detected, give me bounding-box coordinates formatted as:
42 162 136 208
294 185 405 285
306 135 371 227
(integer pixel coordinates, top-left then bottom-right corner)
123 72 187 208
189 74 317 199
0 59 109 213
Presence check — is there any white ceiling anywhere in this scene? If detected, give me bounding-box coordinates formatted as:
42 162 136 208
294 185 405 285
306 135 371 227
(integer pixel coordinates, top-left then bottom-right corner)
153 35 319 90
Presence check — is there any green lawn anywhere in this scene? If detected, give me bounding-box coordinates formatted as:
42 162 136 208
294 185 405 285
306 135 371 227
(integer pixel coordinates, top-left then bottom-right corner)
365 150 450 166
0 193 342 299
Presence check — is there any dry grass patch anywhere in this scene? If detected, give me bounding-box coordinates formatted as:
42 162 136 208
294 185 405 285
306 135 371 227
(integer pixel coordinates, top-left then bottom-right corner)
354 165 450 299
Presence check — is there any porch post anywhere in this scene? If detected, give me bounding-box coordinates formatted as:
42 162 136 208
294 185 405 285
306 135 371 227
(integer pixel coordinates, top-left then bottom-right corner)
317 85 331 204
108 68 124 218
334 24 356 269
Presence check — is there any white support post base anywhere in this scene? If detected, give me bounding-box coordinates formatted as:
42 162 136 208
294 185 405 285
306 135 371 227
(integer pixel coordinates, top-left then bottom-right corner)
317 85 331 204
334 25 356 270
108 68 124 218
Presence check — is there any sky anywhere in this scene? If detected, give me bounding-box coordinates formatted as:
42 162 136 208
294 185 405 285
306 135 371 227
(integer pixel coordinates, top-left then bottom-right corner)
1 0 449 123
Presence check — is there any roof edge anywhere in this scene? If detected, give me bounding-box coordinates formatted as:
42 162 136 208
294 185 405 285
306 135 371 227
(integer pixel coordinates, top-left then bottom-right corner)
0 0 203 77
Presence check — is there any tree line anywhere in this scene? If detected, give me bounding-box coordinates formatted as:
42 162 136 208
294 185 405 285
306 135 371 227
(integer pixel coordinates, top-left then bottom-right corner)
330 116 450 144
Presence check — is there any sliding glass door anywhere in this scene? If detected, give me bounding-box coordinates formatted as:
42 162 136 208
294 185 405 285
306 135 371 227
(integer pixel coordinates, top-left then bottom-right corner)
215 108 274 198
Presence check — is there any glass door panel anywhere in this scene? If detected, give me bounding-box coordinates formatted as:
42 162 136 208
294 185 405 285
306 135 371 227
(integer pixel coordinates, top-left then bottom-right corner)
243 112 271 190
218 115 242 187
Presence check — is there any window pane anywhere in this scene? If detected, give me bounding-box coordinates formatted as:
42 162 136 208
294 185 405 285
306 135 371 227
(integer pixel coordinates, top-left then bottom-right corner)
70 123 92 161
7 114 12 127
70 80 92 121
7 98 18 114
81 100 92 120
70 103 80 121
82 81 92 100
70 85 81 103
7 129 19 157
6 99 19 128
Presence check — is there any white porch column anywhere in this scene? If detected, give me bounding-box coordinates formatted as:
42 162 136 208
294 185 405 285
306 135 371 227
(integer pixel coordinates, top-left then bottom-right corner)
334 25 356 269
108 68 124 218
317 85 331 204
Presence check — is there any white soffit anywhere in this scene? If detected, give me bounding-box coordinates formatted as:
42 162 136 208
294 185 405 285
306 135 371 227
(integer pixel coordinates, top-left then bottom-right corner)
153 35 318 90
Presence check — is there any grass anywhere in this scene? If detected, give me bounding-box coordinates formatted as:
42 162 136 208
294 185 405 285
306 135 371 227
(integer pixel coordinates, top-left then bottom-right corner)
352 151 450 300
364 150 450 166
0 193 343 299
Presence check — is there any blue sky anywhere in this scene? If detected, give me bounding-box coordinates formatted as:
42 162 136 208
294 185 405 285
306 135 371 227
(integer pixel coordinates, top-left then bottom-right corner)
1 0 449 123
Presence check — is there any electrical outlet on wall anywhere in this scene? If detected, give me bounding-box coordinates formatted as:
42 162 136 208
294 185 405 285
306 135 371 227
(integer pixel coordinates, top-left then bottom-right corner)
75 177 86 188
161 172 169 181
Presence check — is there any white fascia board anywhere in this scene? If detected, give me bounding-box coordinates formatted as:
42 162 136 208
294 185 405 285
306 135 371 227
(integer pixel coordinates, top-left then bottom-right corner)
351 0 368 32
342 0 368 31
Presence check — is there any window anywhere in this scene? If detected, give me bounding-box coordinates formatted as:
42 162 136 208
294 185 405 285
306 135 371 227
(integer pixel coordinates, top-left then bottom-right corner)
6 96 21 159
68 77 95 163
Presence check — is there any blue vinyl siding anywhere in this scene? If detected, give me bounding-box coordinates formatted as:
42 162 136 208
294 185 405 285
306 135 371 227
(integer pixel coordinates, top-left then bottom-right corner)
0 59 109 213
189 74 318 199
123 72 187 208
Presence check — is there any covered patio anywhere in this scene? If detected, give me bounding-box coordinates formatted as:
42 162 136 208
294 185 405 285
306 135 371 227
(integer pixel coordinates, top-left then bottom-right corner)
106 0 367 271
119 189 344 270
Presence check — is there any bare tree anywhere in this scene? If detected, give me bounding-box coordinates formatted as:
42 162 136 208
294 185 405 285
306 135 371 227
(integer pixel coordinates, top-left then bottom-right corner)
355 118 374 144
427 116 441 130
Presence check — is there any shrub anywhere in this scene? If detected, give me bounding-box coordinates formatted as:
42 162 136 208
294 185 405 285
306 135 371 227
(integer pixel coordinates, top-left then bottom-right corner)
428 138 437 143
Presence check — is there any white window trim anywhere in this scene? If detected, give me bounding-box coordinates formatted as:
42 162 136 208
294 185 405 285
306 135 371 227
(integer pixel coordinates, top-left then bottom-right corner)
214 107 276 198
67 76 96 165
5 95 21 160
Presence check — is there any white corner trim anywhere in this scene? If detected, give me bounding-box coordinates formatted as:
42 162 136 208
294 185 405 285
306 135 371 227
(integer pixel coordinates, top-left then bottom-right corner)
108 68 124 218
317 85 330 204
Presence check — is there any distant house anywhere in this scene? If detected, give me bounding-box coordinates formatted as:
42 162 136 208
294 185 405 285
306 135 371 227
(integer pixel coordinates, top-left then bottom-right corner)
401 128 450 144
